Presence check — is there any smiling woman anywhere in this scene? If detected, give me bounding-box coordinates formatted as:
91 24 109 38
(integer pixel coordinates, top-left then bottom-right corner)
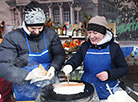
87 31 105 44
62 15 129 101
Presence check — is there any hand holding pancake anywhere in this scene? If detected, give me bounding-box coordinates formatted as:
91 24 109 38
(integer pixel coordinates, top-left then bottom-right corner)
25 68 46 80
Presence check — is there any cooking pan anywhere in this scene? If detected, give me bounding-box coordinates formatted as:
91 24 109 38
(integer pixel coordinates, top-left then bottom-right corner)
37 80 94 102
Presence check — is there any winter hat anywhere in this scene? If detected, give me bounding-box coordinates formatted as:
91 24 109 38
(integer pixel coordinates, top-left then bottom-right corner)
24 1 46 26
87 15 107 35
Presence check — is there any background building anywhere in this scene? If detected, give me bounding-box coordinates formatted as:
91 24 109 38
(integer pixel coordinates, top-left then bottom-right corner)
0 0 137 40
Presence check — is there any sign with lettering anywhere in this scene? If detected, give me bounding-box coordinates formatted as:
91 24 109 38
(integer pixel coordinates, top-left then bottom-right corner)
117 22 138 35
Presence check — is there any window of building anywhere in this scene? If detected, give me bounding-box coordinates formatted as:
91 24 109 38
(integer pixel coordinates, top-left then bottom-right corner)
45 12 49 21
53 9 60 23
64 10 70 22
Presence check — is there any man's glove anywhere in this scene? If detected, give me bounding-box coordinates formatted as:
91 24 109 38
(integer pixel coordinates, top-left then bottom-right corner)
45 66 55 80
62 65 73 76
25 68 45 80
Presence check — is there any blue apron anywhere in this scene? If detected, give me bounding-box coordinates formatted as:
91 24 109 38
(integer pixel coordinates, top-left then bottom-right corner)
81 45 118 99
13 31 51 101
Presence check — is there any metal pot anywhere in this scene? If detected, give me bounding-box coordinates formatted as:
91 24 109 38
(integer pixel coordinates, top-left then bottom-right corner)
37 80 94 102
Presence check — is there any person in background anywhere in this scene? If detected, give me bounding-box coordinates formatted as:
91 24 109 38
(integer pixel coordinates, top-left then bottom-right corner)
62 15 128 101
0 1 65 101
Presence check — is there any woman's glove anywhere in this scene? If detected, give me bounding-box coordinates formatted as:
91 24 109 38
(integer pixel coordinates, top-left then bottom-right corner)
25 68 45 80
62 65 73 76
45 66 55 80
